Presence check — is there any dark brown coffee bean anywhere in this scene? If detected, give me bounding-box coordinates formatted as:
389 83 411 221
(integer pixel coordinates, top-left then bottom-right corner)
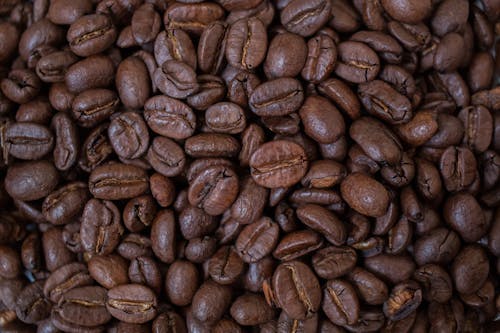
299 95 345 144
273 229 323 261
154 60 199 99
4 122 53 160
15 280 52 324
235 217 279 263
208 245 245 285
334 41 380 84
65 55 115 94
53 285 111 327
341 172 390 218
443 192 488 243
188 165 239 216
51 112 79 171
348 267 388 305
0 245 21 279
458 105 493 153
81 198 123 255
67 14 117 57
249 78 304 117
249 140 308 188
107 284 158 324
383 280 422 321
226 17 268 71
191 280 232 323
115 56 151 109
131 4 161 44
179 205 218 240
197 21 228 74
318 78 361 120
185 133 241 158
5 160 59 201
163 2 225 35
35 51 79 83
165 260 199 306
47 0 93 25
264 32 307 79
42 182 89 225
451 245 489 295
414 228 461 265
144 95 196 140
413 264 453 303
128 256 162 295
322 279 359 326
301 33 337 83
280 0 332 37
358 80 412 125
205 102 246 134
89 163 149 200
231 293 276 326
364 253 416 284
43 262 93 303
296 204 346 246
312 245 357 279
151 209 176 263
272 260 321 320
152 311 187 333
117 233 153 261
1 69 41 104
147 136 186 177
88 254 129 289
230 176 268 225
350 117 403 165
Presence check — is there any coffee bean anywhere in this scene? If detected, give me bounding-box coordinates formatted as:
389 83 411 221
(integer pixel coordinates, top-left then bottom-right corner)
67 14 117 57
107 284 158 324
89 163 149 200
322 279 359 326
272 261 321 320
226 17 267 71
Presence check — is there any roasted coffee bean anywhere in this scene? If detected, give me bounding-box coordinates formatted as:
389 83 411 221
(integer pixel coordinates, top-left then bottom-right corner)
301 33 337 83
296 204 346 246
299 95 345 144
188 165 239 216
226 17 267 71
4 122 53 160
269 263 322 321
89 163 149 200
443 192 489 243
154 60 199 99
358 80 412 125
334 41 380 84
312 245 357 279
5 160 59 201
151 209 176 263
116 56 151 109
322 279 359 326
1 69 41 104
15 280 52 324
348 267 389 305
163 2 225 35
185 133 241 158
147 136 186 177
249 77 304 117
128 256 162 295
106 284 158 324
264 32 307 79
81 198 123 255
235 217 279 263
42 182 89 225
191 280 232 323
413 264 453 303
341 172 390 218
67 14 117 57
205 102 246 134
280 0 331 37
144 95 196 140
51 112 79 171
383 280 422 321
250 140 308 188
231 293 276 326
88 254 129 289
208 245 245 284
131 4 161 45
65 55 115 94
451 245 489 294
43 262 93 303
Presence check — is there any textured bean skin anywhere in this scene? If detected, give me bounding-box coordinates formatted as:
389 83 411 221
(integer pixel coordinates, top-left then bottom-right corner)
0 1 499 331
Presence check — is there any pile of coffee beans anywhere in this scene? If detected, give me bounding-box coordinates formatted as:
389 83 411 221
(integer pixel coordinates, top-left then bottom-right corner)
0 0 499 332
